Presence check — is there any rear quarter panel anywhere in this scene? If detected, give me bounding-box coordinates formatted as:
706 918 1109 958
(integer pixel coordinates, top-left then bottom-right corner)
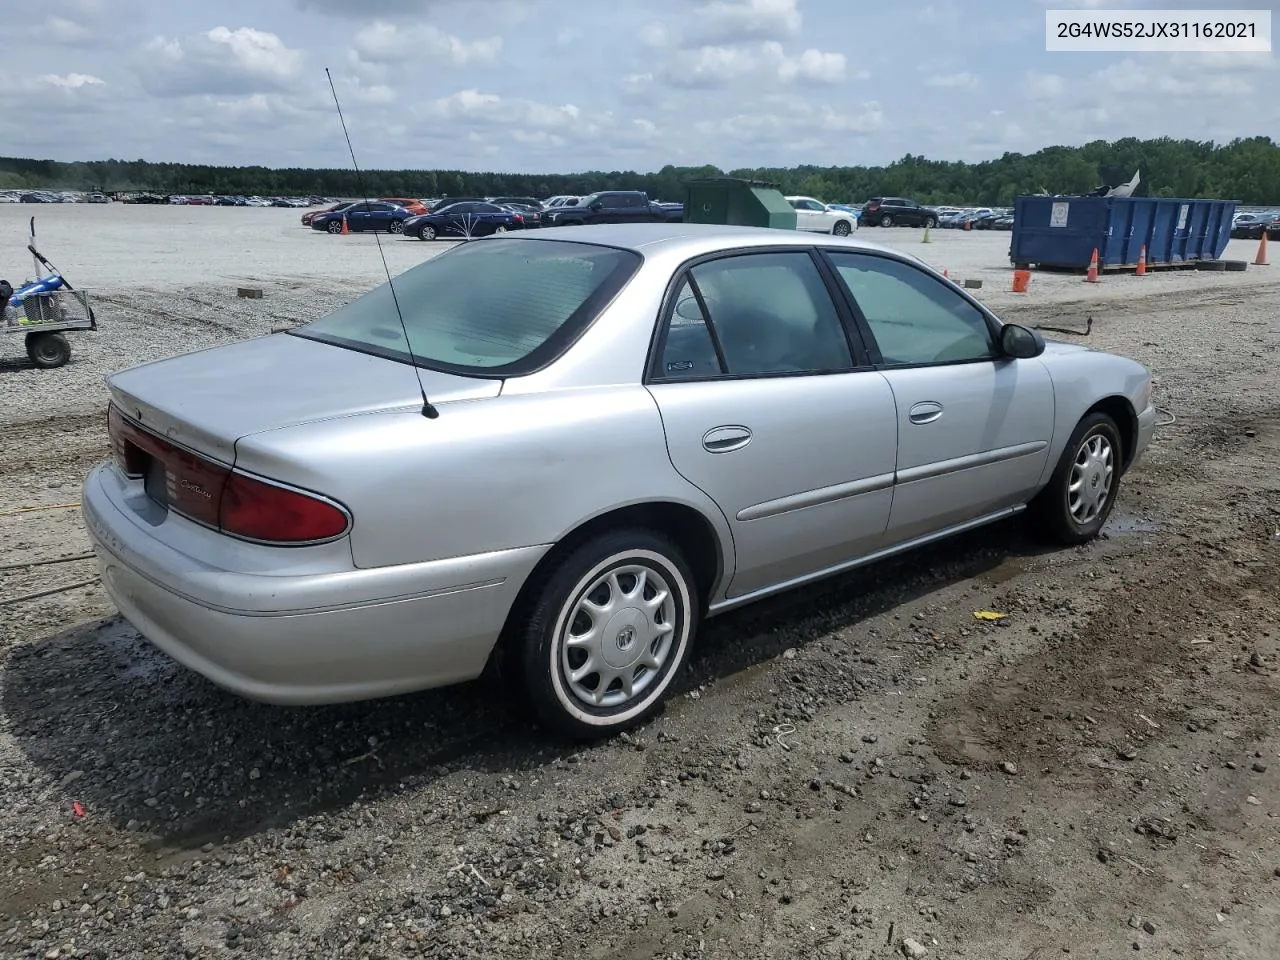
230 386 736 572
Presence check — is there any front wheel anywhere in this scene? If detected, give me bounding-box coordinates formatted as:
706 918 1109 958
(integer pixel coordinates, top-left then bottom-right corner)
879 214 893 227
517 529 699 739
832 220 852 237
1029 411 1123 544
326 220 343 234
417 224 436 240
925 216 938 229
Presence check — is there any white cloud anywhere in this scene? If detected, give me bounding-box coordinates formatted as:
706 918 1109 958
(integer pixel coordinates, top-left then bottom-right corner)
664 41 845 88
1095 59 1253 98
640 22 668 48
418 89 585 132
1025 71 1067 100
925 71 979 89
140 27 304 97
685 0 803 46
351 20 502 66
45 16 93 44
40 72 105 89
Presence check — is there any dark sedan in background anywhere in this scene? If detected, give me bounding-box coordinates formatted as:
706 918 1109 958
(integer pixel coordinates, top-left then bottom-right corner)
310 201 414 234
402 201 525 240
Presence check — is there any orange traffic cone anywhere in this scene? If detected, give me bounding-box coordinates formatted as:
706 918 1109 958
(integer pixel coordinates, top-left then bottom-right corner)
1084 247 1099 283
341 214 350 235
1255 232 1269 266
1136 245 1147 276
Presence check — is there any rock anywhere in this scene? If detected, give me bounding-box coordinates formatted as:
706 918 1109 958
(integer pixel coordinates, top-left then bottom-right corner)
1252 762 1268 773
1000 761 1018 776
1118 748 1138 761
782 648 797 660
862 734 879 744
1250 651 1264 668
901 937 928 958
1142 921 1156 935
1128 915 1142 929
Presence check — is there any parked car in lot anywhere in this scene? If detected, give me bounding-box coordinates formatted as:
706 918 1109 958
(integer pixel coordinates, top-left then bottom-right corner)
302 201 355 227
861 197 940 228
786 196 857 236
310 201 413 234
403 201 525 239
82 223 1156 739
380 197 429 216
1230 212 1280 240
541 191 683 226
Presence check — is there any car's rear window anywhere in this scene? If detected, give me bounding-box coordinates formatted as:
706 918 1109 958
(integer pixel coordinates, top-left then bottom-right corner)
291 237 641 376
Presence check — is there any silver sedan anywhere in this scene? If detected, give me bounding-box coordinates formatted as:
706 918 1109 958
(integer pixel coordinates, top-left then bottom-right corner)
82 223 1156 738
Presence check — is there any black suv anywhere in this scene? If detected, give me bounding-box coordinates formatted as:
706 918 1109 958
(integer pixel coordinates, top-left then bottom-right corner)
861 197 940 228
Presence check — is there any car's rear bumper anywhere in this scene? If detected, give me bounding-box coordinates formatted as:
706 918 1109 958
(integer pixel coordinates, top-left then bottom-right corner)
81 463 549 705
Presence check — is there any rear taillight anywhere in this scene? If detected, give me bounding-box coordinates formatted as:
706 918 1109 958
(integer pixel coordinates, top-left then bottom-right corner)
105 402 350 545
221 472 350 543
514 214 524 222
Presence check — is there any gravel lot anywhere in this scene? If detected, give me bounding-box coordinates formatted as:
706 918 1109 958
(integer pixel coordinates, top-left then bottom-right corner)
1 206 1277 960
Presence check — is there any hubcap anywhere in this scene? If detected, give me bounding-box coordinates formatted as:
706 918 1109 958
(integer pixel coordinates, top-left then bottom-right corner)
560 564 677 709
1067 433 1114 524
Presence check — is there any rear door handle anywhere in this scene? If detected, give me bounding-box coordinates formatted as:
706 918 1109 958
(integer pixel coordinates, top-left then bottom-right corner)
908 401 943 425
702 425 752 453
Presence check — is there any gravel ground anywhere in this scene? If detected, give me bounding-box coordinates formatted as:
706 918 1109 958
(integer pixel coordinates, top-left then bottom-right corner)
0 211 1277 960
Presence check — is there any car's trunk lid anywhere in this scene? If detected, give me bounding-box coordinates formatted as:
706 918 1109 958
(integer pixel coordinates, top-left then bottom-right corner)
107 332 501 463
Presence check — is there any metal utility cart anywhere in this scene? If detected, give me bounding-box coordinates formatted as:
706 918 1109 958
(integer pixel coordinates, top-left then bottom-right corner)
1 217 97 368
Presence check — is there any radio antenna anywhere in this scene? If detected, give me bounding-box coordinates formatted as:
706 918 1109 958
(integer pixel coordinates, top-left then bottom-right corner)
325 67 438 419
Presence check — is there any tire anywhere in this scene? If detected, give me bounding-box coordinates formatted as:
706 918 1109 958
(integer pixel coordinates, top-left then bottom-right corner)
1224 259 1248 271
418 224 436 240
832 220 852 237
925 217 938 229
326 220 343 234
879 214 893 227
389 220 404 234
26 332 71 369
1029 411 1123 545
1195 259 1227 271
494 224 508 233
517 528 699 740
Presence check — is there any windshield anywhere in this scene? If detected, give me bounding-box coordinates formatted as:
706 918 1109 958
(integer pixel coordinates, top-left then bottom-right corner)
292 237 642 376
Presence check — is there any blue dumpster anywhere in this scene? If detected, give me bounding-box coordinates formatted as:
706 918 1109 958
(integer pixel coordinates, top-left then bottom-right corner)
1009 195 1238 269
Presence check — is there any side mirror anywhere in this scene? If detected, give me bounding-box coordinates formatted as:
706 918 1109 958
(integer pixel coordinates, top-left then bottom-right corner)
999 322 1045 359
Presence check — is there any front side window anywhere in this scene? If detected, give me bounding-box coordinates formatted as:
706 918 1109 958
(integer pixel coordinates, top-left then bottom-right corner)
826 252 996 366
653 251 854 379
293 238 641 375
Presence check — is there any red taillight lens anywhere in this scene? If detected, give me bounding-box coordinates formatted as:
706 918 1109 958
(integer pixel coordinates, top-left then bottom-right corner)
220 472 349 543
105 402 349 545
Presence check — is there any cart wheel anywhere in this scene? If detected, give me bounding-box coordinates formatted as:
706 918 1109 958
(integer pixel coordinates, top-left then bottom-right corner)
26 332 71 368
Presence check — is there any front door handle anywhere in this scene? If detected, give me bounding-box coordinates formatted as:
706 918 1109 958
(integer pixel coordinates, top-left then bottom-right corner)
908 401 943 425
702 425 752 453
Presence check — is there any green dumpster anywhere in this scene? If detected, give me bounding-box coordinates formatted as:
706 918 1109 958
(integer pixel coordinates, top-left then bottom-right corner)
683 178 798 230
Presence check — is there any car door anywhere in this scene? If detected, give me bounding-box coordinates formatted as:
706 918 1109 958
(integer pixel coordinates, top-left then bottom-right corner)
821 250 1056 545
645 249 899 600
345 201 373 231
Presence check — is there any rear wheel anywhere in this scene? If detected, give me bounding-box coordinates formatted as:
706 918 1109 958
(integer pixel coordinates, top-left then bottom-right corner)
925 216 938 229
1029 411 1123 544
389 220 404 234
517 529 699 740
26 332 71 369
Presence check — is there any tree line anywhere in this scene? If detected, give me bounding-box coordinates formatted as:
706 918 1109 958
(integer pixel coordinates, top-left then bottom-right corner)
2 136 1278 205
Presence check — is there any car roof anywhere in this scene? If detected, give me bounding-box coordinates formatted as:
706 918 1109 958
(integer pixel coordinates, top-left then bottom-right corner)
497 221 915 261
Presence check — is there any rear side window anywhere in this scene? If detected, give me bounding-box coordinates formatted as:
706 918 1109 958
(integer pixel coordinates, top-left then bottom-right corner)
653 251 854 379
294 238 641 375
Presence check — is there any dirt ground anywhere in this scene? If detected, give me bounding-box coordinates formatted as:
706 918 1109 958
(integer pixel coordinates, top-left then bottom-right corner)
0 213 1277 960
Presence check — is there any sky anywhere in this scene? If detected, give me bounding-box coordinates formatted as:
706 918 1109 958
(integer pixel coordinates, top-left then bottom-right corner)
0 0 1276 174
